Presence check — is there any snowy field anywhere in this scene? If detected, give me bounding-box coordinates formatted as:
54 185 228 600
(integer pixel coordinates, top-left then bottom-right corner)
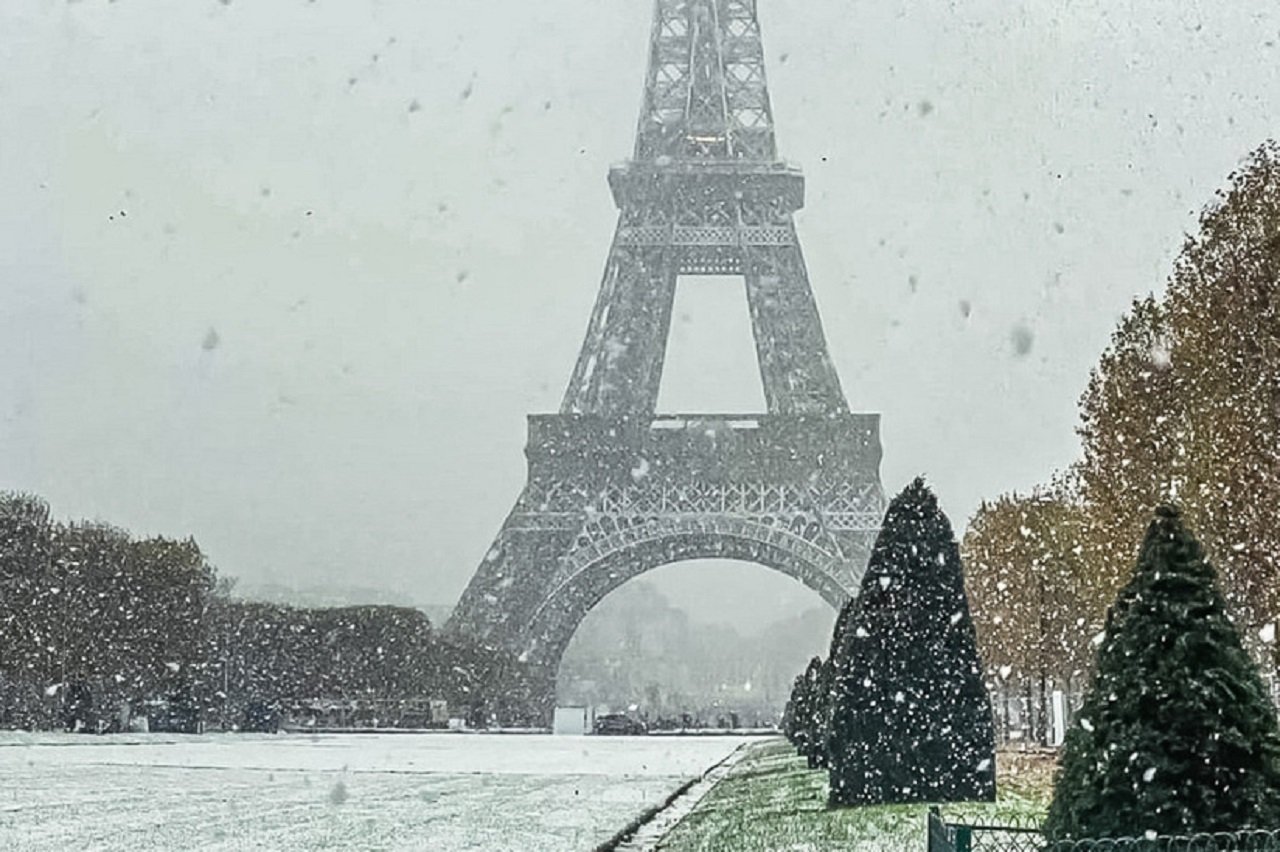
0 731 751 851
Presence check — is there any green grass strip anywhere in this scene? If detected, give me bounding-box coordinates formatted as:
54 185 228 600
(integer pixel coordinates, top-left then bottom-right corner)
656 738 1050 851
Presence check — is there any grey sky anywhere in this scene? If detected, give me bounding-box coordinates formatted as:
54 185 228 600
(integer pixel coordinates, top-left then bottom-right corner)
3 0 1278 630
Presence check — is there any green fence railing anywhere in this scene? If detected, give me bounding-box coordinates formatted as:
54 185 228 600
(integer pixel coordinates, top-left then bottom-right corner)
927 809 1280 852
927 809 1042 852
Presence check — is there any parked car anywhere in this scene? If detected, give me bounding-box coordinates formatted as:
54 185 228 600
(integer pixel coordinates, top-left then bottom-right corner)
593 713 647 735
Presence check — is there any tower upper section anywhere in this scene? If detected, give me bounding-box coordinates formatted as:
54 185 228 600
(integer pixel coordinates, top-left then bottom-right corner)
556 0 849 418
634 0 779 163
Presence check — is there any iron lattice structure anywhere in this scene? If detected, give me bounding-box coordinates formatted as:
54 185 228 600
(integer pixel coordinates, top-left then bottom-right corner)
448 0 885 710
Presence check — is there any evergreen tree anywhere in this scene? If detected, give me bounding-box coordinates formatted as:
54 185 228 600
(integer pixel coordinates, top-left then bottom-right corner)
805 658 836 769
807 598 860 768
781 672 803 745
790 656 823 758
1044 506 1280 840
827 478 995 806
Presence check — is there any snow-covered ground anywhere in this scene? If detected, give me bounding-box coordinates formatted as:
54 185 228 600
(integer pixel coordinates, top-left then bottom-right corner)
0 732 751 851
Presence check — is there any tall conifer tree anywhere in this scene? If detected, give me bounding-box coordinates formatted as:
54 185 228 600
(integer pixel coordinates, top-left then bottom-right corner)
827 478 995 805
1044 506 1280 839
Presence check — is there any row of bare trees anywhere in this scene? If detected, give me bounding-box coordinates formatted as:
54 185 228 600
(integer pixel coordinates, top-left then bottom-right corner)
963 141 1280 744
0 492 538 731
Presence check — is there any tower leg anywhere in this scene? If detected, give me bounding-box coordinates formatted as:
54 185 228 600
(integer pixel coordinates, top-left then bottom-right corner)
745 240 847 415
561 237 678 416
447 495 578 648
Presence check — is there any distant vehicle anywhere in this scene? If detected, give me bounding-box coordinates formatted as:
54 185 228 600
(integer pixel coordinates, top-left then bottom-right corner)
592 713 647 736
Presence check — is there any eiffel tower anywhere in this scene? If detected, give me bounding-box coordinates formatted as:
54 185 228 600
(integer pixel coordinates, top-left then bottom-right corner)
448 0 885 711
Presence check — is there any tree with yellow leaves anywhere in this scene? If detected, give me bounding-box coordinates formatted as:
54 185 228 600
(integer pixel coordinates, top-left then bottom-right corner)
1076 141 1280 670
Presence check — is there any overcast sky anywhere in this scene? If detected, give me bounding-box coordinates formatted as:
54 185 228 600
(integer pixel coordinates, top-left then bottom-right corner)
3 0 1278 631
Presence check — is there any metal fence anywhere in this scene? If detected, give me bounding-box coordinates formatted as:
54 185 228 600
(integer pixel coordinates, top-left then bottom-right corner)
927 810 1042 852
928 810 1280 852
1045 836 1280 851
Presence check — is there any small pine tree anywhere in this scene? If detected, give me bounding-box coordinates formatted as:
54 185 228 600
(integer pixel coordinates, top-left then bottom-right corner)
781 688 796 742
1044 505 1280 840
827 478 996 806
805 658 836 769
791 656 823 759
802 598 862 769
782 671 805 746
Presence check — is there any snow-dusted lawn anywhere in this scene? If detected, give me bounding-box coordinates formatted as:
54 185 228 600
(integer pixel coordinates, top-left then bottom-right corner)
0 731 751 851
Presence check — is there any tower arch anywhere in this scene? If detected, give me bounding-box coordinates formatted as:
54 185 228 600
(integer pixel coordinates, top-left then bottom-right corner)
519 515 859 674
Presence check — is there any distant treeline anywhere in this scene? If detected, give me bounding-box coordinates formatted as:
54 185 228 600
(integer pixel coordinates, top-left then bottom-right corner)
0 492 539 732
559 579 835 725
